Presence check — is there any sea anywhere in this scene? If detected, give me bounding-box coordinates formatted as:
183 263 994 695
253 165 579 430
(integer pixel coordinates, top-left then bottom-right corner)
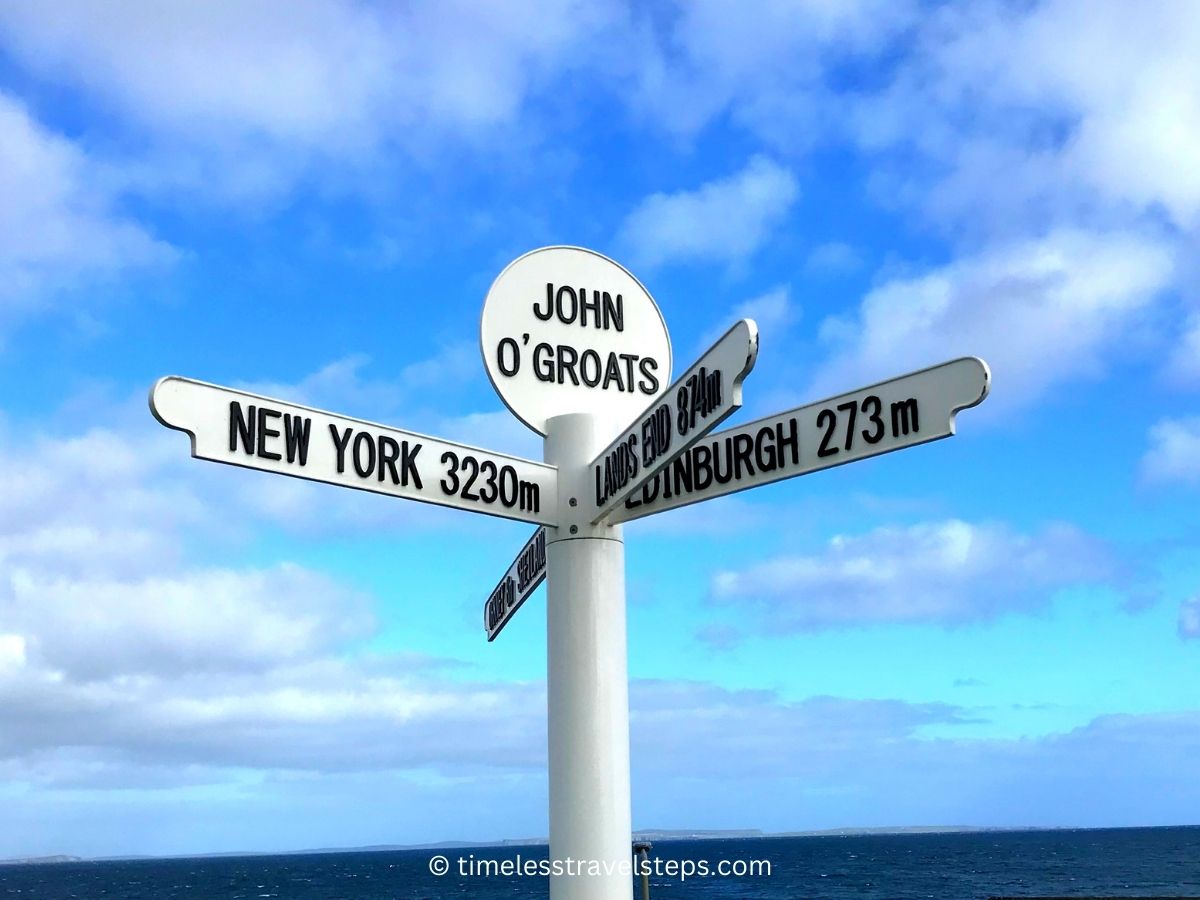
3 827 1198 899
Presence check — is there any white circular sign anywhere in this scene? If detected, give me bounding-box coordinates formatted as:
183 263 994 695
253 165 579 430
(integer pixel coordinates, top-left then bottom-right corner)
480 247 672 435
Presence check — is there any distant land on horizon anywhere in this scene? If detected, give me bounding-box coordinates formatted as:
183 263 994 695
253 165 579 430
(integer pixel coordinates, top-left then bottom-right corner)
8 824 1198 865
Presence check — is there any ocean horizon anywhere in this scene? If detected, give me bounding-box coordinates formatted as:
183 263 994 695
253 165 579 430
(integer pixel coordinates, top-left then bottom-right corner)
3 825 1198 899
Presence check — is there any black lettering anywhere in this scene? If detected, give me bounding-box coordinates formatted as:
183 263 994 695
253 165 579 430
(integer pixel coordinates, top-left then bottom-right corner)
329 424 353 474
257 407 282 461
656 406 673 457
733 432 754 480
604 292 623 331
580 289 600 328
861 395 884 444
401 442 422 488
500 465 519 507
440 450 460 494
460 455 480 500
479 460 498 503
378 435 400 484
671 453 692 497
229 401 254 454
638 357 659 394
533 342 554 382
837 400 858 451
693 443 713 491
580 349 602 386
891 398 919 436
754 425 778 471
817 408 839 458
283 414 311 465
556 285 578 324
497 337 520 377
777 418 800 466
352 431 375 478
603 353 626 391
713 438 734 484
556 345 580 385
620 354 637 392
519 479 539 512
533 283 553 320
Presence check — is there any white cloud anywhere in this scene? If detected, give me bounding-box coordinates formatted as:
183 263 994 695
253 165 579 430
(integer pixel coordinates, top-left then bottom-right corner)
236 346 477 422
699 286 796 351
5 677 1200 855
632 680 964 777
0 406 546 780
809 229 1174 410
0 0 629 204
0 91 174 327
1179 598 1200 640
632 683 1200 832
857 0 1200 234
617 157 799 268
433 410 542 461
1142 417 1200 486
1168 313 1200 384
731 286 795 333
4 564 373 681
629 0 917 139
805 241 862 275
711 519 1119 631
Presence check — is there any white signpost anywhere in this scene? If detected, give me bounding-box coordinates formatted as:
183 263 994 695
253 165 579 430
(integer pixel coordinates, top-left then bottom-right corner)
152 245 991 900
480 246 672 436
586 318 758 524
612 356 990 522
150 376 557 524
485 527 547 641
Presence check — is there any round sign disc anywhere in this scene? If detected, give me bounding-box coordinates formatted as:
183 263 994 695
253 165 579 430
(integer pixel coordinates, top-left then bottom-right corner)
480 247 672 436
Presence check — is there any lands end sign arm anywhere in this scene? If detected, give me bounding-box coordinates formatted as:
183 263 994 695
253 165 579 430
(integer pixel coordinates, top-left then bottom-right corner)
586 318 759 524
610 356 991 524
150 376 558 526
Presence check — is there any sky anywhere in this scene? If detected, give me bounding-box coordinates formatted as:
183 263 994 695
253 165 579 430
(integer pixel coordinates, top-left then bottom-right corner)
1 0 1198 860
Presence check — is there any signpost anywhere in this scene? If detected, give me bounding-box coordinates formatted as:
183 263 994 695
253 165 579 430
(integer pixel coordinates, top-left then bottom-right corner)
480 246 672 436
150 376 557 524
612 356 990 523
151 245 991 900
586 318 758 524
485 527 548 641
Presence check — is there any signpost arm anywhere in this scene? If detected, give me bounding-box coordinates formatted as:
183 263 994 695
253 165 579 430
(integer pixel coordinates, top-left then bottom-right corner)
544 413 632 900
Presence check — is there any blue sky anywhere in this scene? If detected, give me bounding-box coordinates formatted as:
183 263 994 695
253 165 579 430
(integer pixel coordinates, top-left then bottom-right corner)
1 0 1199 859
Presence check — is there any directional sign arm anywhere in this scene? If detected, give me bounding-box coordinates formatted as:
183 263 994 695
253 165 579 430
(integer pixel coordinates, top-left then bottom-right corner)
150 376 558 525
483 527 548 641
586 318 759 523
610 356 990 524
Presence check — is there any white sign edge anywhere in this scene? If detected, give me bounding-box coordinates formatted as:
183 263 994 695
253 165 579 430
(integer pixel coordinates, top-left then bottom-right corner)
477 245 674 437
609 355 991 524
149 374 559 526
484 526 548 642
587 317 759 524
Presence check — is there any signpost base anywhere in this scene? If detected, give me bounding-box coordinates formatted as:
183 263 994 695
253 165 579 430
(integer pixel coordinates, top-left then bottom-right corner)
545 413 632 900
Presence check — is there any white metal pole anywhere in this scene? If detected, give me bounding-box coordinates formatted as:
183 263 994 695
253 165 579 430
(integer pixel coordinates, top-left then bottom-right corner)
544 413 632 900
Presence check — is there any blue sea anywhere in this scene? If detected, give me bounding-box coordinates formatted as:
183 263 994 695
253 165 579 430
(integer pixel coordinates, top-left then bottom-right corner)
3 827 1198 899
